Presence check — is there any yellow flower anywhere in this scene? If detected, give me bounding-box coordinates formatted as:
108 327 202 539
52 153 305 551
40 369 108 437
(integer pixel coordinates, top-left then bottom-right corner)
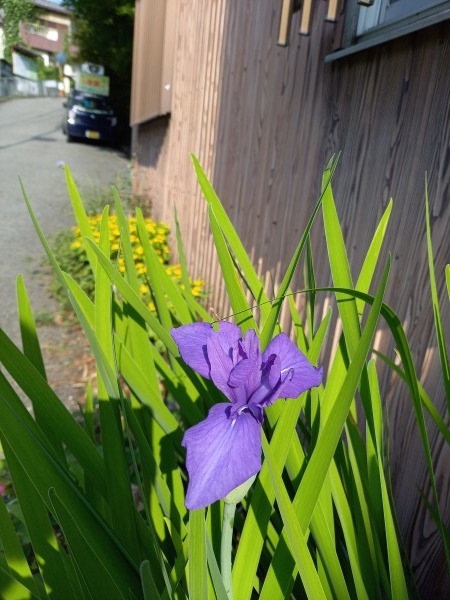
136 264 147 274
71 240 82 249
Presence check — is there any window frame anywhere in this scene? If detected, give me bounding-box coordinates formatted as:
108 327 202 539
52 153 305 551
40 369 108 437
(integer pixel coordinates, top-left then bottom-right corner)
326 0 450 62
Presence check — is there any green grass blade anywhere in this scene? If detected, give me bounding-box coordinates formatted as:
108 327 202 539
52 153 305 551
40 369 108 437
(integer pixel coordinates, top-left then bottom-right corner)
85 239 178 354
136 209 192 326
205 534 228 600
262 435 327 600
319 284 450 573
115 339 179 433
328 461 371 598
48 488 131 600
63 272 95 328
64 166 99 268
20 179 71 294
0 567 41 600
373 350 450 445
446 264 450 298
321 171 359 357
425 184 450 409
297 259 390 531
2 440 78 599
208 204 258 333
355 200 392 313
0 371 142 592
0 330 106 493
92 209 141 562
15 277 64 458
232 397 306 599
191 155 271 322
0 480 37 595
16 275 46 378
140 561 161 600
367 363 409 599
188 510 207 599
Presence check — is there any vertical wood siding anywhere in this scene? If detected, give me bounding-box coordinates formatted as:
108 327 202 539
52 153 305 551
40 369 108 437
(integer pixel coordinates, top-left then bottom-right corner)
132 1 450 595
131 0 176 124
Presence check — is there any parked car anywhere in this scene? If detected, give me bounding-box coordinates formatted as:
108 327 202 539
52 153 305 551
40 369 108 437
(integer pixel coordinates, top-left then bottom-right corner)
62 92 117 144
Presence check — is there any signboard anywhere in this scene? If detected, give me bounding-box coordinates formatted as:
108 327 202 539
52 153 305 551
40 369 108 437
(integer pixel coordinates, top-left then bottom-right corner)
81 62 105 75
74 72 109 96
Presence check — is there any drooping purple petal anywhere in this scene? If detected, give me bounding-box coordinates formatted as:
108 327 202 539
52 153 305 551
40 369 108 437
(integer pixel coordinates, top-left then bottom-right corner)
182 403 262 510
171 323 214 378
262 333 322 400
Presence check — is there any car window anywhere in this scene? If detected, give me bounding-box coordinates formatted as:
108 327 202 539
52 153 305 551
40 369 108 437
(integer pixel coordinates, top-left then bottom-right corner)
73 95 113 111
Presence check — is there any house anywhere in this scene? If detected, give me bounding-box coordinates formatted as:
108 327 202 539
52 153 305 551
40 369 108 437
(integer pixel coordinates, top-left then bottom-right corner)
19 0 76 68
130 1 450 595
0 0 77 95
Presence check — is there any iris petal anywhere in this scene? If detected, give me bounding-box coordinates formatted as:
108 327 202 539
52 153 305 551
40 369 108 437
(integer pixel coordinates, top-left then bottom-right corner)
182 403 261 510
263 333 322 398
228 357 258 387
171 323 214 378
207 335 236 401
216 321 242 359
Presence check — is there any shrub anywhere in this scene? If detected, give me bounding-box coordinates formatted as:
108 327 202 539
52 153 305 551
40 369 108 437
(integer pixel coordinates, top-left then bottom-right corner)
51 212 205 311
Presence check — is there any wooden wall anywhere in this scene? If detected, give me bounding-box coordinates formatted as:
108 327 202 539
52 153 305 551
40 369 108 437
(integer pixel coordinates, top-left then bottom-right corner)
132 1 450 595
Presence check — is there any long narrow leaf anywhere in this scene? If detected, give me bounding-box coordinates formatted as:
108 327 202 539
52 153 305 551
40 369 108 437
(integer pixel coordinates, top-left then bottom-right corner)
208 205 258 333
262 436 327 600
16 275 46 378
425 184 450 409
296 259 390 530
188 510 207 599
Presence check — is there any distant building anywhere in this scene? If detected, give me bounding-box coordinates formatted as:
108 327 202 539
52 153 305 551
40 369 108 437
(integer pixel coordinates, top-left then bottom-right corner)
19 0 77 67
0 0 78 96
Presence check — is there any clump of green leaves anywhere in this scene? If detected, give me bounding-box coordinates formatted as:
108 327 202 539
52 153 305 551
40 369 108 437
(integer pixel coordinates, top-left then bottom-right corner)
0 159 446 599
0 0 34 61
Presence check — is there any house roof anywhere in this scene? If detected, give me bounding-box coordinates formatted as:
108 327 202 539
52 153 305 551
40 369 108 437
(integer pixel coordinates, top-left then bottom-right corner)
33 0 71 16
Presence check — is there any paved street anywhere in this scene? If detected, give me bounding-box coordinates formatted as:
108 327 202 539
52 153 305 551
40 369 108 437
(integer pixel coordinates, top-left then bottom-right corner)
0 96 129 345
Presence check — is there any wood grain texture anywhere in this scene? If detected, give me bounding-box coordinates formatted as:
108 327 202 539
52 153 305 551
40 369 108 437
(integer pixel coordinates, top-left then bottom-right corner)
131 2 450 595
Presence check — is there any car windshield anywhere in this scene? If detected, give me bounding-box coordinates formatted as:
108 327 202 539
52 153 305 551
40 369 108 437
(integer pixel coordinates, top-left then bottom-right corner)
73 95 112 112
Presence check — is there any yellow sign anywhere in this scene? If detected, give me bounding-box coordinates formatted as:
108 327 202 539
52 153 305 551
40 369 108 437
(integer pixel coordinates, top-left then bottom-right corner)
75 72 110 96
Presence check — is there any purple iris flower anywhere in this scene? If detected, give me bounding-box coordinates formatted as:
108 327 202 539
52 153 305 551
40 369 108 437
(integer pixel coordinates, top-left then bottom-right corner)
171 322 323 510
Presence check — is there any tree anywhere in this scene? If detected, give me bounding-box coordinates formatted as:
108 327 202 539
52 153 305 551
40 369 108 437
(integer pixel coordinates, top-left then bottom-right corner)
0 0 34 61
62 0 135 142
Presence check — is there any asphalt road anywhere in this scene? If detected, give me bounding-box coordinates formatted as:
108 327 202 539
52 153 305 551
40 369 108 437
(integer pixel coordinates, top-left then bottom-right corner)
0 96 129 345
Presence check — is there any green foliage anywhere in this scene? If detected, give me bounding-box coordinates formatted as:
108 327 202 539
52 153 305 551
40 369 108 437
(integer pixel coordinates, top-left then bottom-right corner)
0 0 34 60
50 211 205 313
36 58 58 81
0 159 446 599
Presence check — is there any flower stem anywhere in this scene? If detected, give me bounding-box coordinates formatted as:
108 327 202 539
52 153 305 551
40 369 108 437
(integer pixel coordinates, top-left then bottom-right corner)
221 501 236 600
